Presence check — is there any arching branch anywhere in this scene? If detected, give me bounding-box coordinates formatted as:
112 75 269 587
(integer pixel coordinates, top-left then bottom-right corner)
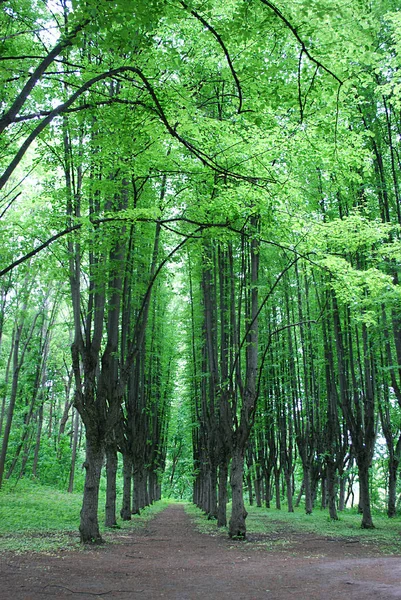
0 21 88 135
1 66 273 191
180 1 243 113
259 0 343 85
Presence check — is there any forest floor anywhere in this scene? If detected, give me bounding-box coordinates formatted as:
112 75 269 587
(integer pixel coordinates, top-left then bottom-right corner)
1 503 401 600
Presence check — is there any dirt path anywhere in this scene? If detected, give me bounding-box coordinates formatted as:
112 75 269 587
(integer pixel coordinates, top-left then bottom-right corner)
1 504 401 599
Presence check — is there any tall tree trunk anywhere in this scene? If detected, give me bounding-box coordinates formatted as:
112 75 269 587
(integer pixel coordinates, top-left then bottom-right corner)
120 452 132 520
105 441 118 527
358 462 374 529
229 445 247 538
217 459 228 527
79 435 104 543
32 404 44 478
68 407 80 493
326 459 338 520
0 322 22 488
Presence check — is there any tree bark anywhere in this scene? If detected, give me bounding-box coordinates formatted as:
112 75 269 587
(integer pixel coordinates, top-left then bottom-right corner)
68 407 80 493
229 446 247 538
120 452 132 520
358 462 374 529
105 442 118 527
217 459 228 527
79 435 104 543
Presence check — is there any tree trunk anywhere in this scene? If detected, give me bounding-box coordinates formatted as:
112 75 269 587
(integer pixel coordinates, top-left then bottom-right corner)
68 407 80 493
229 447 247 539
0 323 22 488
387 457 399 518
217 460 228 527
32 404 44 478
358 463 375 529
326 459 338 520
79 435 104 543
120 453 132 520
254 469 262 508
105 443 118 527
274 467 281 510
246 471 253 506
338 476 346 511
303 464 313 514
208 463 218 518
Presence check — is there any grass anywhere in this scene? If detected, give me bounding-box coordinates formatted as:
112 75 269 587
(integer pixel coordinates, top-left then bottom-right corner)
186 501 401 555
0 480 170 555
2 481 401 556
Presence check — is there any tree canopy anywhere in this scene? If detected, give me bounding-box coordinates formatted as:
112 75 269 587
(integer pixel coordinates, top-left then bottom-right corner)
1 0 401 540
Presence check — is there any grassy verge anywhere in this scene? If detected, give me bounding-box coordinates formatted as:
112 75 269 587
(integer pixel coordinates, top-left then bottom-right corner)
0 480 169 554
246 505 401 554
185 502 401 555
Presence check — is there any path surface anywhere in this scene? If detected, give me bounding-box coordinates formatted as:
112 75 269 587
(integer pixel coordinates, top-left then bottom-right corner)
1 504 401 599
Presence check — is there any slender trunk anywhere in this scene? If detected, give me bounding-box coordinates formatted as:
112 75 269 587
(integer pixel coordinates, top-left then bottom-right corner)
105 443 118 527
254 469 262 508
274 467 281 510
120 453 132 520
217 459 228 527
338 476 346 511
303 464 313 514
32 404 44 478
388 457 399 518
0 330 14 436
208 463 218 519
285 470 294 512
0 324 22 488
79 435 104 543
246 471 253 506
68 407 80 493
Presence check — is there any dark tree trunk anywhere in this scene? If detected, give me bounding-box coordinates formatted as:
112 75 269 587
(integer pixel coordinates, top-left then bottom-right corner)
303 464 313 515
246 471 253 506
229 446 247 538
254 467 262 508
120 453 132 520
68 407 80 493
358 462 374 529
338 476 346 511
326 459 338 520
274 467 281 510
208 463 218 519
79 435 104 543
387 457 399 518
217 459 228 527
105 442 118 527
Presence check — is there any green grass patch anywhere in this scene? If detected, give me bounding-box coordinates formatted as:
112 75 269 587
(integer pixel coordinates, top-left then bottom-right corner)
0 480 169 554
245 504 401 554
184 501 401 555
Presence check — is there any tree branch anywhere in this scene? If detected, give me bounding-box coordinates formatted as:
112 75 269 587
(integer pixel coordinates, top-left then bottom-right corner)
0 21 89 135
180 1 243 113
259 0 343 85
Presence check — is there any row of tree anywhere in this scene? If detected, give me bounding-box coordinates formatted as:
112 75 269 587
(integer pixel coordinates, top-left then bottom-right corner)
1 0 401 541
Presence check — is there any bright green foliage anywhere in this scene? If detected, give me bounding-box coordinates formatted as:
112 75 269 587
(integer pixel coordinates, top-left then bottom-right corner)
1 0 401 539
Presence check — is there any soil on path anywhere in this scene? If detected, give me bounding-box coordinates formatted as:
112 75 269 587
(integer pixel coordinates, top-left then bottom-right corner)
1 504 401 600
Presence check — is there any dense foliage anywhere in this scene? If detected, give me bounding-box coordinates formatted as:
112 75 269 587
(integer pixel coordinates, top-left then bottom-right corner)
1 0 401 540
